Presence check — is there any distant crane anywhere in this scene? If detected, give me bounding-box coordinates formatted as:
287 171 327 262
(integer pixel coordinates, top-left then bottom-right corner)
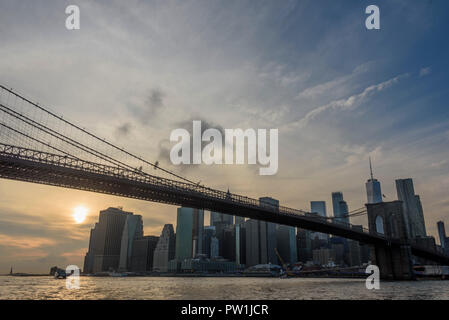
274 248 294 277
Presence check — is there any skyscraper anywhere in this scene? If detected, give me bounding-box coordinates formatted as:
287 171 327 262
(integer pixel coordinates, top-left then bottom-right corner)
235 223 244 265
175 207 204 261
310 201 328 241
84 207 133 273
332 192 350 225
244 219 264 267
276 224 298 264
119 214 143 271
210 236 219 258
365 157 382 204
395 178 427 238
437 221 446 249
260 197 280 265
83 223 99 274
296 228 312 263
222 225 236 261
153 224 176 272
332 192 344 223
130 235 159 272
339 200 349 225
203 226 216 258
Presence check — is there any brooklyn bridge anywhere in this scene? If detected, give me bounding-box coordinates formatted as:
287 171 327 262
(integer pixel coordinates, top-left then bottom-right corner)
0 84 448 279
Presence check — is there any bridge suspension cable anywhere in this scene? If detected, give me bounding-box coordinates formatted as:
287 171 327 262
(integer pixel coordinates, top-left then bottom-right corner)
0 85 198 185
324 206 368 220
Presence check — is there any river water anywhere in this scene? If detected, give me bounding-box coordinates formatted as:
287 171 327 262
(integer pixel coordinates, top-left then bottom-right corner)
0 276 448 300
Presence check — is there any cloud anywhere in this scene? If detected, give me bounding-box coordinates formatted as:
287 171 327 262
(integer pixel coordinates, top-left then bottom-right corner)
295 61 373 100
147 89 165 111
287 73 410 129
114 122 132 139
129 88 166 125
419 67 431 77
0 234 56 249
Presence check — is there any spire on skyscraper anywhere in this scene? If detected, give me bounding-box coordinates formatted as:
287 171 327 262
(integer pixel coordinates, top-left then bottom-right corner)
365 157 382 204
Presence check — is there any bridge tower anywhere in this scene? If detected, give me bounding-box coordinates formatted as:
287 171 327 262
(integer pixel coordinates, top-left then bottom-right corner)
366 201 415 280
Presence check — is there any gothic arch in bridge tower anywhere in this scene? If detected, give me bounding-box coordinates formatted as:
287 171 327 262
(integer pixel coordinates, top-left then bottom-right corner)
375 215 384 235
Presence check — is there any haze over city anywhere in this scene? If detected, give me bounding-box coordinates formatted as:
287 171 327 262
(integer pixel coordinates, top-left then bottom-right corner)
1 0 449 274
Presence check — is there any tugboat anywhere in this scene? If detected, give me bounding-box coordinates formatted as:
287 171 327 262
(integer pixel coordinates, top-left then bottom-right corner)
50 266 67 279
54 268 67 279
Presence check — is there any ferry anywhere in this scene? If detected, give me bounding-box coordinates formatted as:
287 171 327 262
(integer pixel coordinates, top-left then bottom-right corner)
413 265 449 280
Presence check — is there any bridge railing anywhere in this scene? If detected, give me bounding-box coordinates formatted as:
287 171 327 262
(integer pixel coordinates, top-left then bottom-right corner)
0 142 382 237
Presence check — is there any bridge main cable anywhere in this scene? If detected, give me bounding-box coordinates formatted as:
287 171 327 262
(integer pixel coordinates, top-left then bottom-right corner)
0 85 198 185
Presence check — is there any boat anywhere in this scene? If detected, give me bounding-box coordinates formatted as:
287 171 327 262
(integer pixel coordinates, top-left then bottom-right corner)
108 271 128 277
54 268 67 279
414 265 449 280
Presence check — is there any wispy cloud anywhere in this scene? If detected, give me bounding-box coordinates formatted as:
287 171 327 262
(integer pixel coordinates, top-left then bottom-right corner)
286 73 410 130
0 234 56 249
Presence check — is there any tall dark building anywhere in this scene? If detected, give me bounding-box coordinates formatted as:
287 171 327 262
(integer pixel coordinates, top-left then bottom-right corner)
365 157 382 204
84 207 133 273
236 223 246 265
130 236 159 272
175 207 204 260
203 226 216 259
338 200 349 225
119 214 143 271
348 240 362 266
83 223 98 274
437 221 446 249
245 219 267 267
296 228 312 263
395 178 427 238
259 197 280 265
222 225 236 261
330 237 346 266
276 224 297 264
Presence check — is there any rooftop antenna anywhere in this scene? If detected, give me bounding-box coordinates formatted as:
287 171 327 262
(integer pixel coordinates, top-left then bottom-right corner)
369 156 374 180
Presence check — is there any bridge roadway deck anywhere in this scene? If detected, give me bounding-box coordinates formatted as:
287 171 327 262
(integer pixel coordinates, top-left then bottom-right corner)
0 144 448 264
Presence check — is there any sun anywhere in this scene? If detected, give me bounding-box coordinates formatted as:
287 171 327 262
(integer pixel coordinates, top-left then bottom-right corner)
73 206 88 224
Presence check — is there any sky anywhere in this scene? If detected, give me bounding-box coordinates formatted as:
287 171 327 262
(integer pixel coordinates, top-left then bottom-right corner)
0 0 449 273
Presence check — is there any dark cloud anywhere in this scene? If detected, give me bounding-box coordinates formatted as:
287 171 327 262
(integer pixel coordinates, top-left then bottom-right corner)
129 88 166 125
147 89 164 110
114 122 132 139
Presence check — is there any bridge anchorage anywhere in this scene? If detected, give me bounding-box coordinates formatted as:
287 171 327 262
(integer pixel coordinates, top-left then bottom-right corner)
0 84 448 280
